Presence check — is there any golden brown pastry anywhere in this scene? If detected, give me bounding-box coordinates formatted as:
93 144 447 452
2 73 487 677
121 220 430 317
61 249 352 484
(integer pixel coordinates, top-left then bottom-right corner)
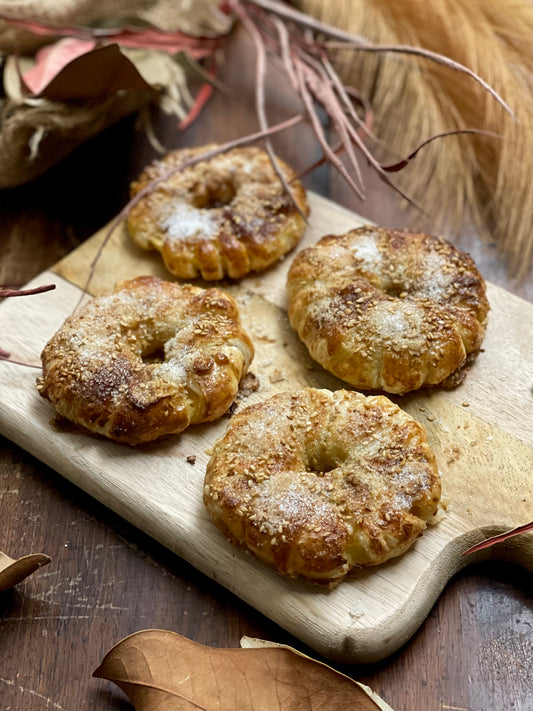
37 276 254 445
204 388 441 584
126 145 309 281
287 226 489 394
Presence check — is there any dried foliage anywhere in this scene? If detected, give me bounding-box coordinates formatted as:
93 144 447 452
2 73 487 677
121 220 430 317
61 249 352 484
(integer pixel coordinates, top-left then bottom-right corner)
1 0 520 265
0 0 230 53
230 0 510 216
294 0 533 277
0 550 51 592
93 629 394 710
0 17 226 188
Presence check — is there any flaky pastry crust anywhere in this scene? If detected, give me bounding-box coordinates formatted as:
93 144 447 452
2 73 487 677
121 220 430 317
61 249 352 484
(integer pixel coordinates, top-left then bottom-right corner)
37 276 254 445
204 388 441 584
287 226 490 394
126 145 309 281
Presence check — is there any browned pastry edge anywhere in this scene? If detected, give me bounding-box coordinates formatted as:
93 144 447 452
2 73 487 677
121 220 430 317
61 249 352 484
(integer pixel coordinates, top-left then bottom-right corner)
126 145 309 281
37 276 254 445
287 226 490 394
204 387 441 584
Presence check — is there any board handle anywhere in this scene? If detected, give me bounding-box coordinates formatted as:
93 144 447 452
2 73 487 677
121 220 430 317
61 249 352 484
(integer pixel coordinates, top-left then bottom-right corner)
459 525 533 572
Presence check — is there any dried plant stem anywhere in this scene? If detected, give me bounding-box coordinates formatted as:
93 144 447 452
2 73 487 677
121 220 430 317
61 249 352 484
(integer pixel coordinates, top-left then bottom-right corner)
244 0 512 116
229 0 306 220
272 15 298 90
294 60 365 200
0 283 56 366
0 354 41 368
326 42 515 119
381 128 503 173
229 0 509 215
244 0 369 45
80 113 304 300
0 283 55 298
462 522 533 556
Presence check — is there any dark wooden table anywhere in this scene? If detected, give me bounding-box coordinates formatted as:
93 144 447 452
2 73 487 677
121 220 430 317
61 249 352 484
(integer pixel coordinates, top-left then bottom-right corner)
1 28 532 711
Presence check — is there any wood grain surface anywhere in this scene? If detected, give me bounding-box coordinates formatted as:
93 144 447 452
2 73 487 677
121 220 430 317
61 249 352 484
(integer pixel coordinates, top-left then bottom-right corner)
1 24 532 711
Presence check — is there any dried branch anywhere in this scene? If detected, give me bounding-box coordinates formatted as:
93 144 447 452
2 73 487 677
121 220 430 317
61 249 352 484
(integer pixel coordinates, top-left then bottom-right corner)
244 0 513 116
241 0 369 46
0 347 41 368
0 283 55 367
326 41 515 119
135 0 508 218
382 129 503 173
0 283 55 298
79 113 304 299
226 0 513 212
294 59 365 200
229 0 307 220
461 522 533 556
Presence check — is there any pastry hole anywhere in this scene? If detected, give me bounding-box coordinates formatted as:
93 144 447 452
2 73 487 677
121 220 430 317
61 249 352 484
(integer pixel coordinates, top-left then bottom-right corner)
384 283 409 299
141 344 166 365
192 179 237 209
306 449 346 476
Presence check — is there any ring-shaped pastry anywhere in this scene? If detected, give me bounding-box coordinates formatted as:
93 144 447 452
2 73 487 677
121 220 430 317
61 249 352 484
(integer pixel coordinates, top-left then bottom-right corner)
126 145 309 281
37 276 254 445
287 226 489 394
204 388 441 584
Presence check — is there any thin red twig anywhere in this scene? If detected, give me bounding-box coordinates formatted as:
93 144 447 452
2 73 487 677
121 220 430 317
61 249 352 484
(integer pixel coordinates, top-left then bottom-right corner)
297 48 365 194
230 0 308 221
0 283 56 298
79 114 304 300
381 128 503 172
295 60 365 200
326 41 515 118
0 354 41 368
178 82 214 130
272 15 298 90
0 284 55 367
243 0 513 117
461 522 533 556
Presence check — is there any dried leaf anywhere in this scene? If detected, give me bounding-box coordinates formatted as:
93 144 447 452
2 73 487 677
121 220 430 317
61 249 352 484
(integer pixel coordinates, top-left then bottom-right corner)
0 550 51 592
14 42 153 101
93 629 394 711
21 37 98 95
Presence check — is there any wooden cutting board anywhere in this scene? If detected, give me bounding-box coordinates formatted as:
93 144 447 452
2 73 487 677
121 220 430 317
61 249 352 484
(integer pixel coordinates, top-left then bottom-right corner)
0 192 531 663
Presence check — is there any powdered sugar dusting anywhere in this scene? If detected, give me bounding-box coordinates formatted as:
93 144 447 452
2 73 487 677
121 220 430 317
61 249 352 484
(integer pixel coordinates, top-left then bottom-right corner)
162 201 219 242
351 232 382 270
416 251 450 300
156 358 187 383
370 300 424 345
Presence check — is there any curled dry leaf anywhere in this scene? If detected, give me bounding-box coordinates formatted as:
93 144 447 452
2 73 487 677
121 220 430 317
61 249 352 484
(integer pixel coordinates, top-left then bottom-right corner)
0 550 51 592
93 629 394 711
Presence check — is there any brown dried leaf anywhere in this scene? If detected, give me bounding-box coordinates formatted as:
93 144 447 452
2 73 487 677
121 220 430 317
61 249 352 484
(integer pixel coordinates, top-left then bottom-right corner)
0 550 51 592
93 629 394 711
13 42 153 101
